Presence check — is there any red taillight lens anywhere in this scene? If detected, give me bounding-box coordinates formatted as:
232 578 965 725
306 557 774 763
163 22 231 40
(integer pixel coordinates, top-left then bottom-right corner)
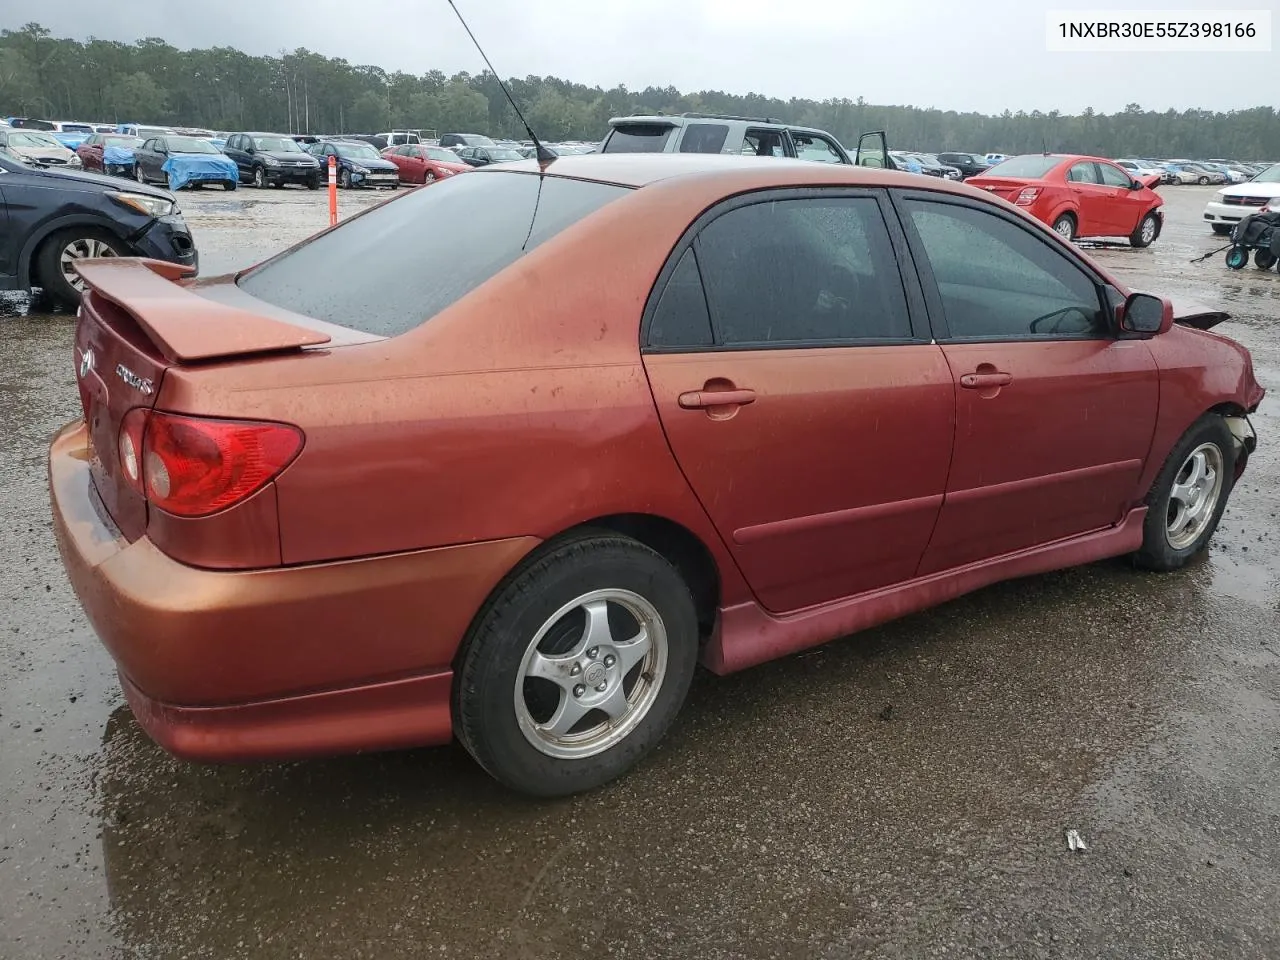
1015 187 1041 206
132 413 303 518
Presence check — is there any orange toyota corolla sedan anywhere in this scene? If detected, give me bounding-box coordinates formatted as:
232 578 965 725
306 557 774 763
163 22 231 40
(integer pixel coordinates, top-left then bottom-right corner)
51 154 1264 796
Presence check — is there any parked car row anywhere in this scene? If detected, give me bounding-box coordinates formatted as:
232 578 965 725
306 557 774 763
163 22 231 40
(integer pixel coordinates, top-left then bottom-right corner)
1202 162 1280 234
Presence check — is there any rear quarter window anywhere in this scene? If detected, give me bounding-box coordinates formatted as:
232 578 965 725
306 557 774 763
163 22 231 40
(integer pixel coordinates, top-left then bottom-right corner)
237 172 630 337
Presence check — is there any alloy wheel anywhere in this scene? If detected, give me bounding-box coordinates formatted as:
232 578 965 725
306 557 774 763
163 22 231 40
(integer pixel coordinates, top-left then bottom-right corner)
514 589 667 760
60 238 118 291
1166 442 1224 550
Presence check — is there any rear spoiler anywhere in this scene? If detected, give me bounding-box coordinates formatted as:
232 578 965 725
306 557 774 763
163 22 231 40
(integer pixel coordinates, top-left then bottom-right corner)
1172 298 1230 331
74 258 331 363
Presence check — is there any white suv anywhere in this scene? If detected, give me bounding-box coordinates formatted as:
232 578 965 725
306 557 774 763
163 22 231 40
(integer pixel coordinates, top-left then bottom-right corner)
1203 163 1280 235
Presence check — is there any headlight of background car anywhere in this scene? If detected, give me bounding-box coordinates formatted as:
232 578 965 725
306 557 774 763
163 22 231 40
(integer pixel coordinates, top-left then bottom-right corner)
263 155 280 166
353 164 369 174
67 155 82 166
107 191 176 218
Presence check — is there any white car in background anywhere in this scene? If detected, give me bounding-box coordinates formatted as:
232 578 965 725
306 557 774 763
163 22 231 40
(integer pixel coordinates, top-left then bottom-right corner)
1114 158 1166 180
1203 163 1280 234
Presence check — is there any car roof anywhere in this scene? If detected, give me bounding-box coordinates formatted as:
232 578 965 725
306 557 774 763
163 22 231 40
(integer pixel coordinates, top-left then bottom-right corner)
478 152 975 193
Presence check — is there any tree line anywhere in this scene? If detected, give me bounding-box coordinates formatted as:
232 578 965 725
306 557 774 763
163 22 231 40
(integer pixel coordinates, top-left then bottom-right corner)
2 22 1277 159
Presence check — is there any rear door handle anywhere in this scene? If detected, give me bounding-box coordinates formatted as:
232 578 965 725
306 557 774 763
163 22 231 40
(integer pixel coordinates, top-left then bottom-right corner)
678 388 756 409
960 372 1012 389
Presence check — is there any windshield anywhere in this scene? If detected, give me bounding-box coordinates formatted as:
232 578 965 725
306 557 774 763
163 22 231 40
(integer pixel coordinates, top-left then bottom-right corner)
105 135 143 147
426 147 460 162
984 154 1062 178
167 136 218 154
137 127 171 139
336 143 381 160
10 132 61 148
487 148 524 162
254 137 304 153
238 172 630 336
1253 164 1280 183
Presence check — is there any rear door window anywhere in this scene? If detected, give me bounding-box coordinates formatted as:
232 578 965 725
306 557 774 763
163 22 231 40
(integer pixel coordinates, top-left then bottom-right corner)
693 194 913 345
678 123 730 154
1067 162 1101 184
602 124 674 153
238 172 630 337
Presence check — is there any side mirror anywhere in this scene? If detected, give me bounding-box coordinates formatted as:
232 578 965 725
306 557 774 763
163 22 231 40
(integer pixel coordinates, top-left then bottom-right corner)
1119 292 1173 337
1131 179 1143 189
245 146 255 155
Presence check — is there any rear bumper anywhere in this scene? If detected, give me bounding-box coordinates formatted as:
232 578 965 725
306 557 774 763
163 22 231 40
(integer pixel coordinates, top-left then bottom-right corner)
49 420 539 760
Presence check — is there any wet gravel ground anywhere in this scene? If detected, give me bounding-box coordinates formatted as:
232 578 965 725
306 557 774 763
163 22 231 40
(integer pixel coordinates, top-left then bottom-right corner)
2 184 1277 959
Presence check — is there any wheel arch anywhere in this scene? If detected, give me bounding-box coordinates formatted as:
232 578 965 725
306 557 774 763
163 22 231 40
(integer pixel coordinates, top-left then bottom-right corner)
455 512 722 673
18 214 132 289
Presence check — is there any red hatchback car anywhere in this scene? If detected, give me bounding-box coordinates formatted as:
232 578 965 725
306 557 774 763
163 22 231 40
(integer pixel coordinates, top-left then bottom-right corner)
382 143 471 184
967 153 1165 246
50 155 1263 796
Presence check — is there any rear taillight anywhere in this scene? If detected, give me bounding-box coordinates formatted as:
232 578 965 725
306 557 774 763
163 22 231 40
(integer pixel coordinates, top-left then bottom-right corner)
117 411 302 517
1015 187 1041 206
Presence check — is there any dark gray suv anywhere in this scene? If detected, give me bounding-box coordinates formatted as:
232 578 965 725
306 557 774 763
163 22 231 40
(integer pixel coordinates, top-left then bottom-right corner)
599 114 896 170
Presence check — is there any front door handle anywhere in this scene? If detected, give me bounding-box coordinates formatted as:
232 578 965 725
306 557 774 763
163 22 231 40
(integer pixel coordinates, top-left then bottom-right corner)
960 372 1012 389
678 388 756 409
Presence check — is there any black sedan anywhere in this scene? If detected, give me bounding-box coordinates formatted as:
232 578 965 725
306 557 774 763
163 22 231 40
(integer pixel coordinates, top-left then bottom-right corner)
0 151 197 309
455 145 526 167
304 140 400 189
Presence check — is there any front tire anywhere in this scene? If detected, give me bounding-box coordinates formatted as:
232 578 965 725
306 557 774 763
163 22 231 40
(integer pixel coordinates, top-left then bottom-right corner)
35 228 125 310
338 169 351 189
1198 176 1210 185
1051 213 1076 242
134 165 146 184
454 532 699 797
1130 212 1159 248
222 179 237 191
252 166 267 188
1134 416 1236 571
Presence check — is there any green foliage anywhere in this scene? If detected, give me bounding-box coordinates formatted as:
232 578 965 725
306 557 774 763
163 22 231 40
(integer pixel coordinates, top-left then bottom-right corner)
2 22 1278 159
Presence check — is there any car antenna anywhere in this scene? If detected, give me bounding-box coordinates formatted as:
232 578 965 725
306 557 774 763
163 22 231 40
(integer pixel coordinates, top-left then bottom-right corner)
445 0 555 167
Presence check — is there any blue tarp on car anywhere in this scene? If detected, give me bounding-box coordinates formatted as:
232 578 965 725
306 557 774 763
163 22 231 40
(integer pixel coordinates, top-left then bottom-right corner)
162 153 239 190
103 144 137 167
53 132 90 149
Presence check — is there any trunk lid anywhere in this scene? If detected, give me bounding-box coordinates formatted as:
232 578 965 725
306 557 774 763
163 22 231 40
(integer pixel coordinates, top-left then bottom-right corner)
72 258 331 541
964 176 1030 202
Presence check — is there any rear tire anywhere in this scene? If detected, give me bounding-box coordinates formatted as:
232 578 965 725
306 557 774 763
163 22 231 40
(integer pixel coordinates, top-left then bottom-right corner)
34 228 126 311
1256 250 1277 270
1129 212 1159 248
454 532 699 797
1051 213 1076 242
222 179 237 191
1134 416 1236 572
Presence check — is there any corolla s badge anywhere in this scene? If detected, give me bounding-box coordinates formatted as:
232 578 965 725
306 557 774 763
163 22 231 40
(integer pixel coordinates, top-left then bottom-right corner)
116 363 154 396
78 347 94 378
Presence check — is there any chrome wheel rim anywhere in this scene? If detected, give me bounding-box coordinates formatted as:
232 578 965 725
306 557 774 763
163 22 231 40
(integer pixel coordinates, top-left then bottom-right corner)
134 166 144 183
1140 217 1156 243
1166 443 1224 550
254 168 265 187
60 238 117 290
1054 218 1073 239
514 589 667 760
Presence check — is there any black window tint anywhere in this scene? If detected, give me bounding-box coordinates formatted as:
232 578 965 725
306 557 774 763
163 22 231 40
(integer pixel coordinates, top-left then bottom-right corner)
695 196 912 346
602 124 674 153
648 249 713 348
238 172 630 337
985 155 1062 178
678 123 729 154
905 200 1104 340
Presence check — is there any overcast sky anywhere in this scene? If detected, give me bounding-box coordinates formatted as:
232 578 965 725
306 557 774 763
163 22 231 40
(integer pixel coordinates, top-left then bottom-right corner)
27 0 1280 114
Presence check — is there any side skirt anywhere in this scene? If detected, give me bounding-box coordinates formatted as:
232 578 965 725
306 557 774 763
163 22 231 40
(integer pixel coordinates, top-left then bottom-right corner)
702 507 1147 675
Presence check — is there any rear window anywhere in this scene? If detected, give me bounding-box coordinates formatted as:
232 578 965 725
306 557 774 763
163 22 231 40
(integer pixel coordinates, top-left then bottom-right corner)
238 171 630 336
984 155 1063 179
603 124 674 153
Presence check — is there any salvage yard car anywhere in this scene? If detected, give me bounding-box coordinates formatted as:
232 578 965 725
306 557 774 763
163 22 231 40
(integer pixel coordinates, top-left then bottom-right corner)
50 154 1262 797
305 139 400 188
967 153 1165 246
75 133 144 176
222 131 322 189
132 134 239 191
382 143 470 183
0 150 196 308
0 129 83 169
1203 163 1280 235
